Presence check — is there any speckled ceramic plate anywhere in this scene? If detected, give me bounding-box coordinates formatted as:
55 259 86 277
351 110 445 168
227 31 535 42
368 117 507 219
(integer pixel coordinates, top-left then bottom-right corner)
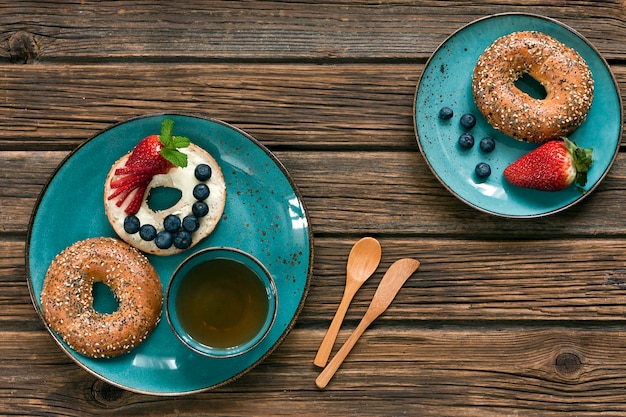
414 13 622 217
26 114 313 395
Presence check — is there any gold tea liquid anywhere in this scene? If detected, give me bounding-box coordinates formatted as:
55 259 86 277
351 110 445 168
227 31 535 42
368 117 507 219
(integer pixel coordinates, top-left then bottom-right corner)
175 258 269 348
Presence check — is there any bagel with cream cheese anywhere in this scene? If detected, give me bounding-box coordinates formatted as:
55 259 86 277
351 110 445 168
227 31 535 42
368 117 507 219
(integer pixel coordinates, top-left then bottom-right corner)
104 120 226 256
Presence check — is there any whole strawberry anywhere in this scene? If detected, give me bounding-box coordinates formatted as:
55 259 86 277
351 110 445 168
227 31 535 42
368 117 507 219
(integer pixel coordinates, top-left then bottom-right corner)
503 137 593 191
108 119 190 214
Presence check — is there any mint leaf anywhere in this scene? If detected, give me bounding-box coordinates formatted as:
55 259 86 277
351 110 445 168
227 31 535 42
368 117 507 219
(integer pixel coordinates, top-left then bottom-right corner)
172 136 190 149
158 119 190 167
160 119 174 147
161 147 188 168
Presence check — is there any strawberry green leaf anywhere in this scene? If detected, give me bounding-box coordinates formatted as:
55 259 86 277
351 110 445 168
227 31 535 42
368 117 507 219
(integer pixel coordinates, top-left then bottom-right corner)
563 137 593 187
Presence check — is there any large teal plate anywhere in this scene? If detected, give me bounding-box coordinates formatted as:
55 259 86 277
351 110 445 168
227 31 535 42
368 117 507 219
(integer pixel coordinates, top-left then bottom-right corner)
26 114 313 395
414 13 622 217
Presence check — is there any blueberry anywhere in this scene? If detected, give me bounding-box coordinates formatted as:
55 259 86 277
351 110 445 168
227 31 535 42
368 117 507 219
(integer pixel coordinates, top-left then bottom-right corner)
194 164 212 181
182 215 200 232
193 183 210 201
163 214 181 233
475 162 491 179
123 215 141 234
139 224 157 241
155 231 174 249
438 106 454 120
460 113 476 130
174 230 192 249
192 201 209 217
480 136 496 153
458 132 474 150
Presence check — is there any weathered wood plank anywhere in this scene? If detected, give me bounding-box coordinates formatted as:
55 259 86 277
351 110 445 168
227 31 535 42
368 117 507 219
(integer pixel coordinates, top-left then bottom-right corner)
0 1 625 61
0 63 623 149
8 235 626 325
2 326 626 415
307 237 626 322
0 63 420 148
3 150 626 237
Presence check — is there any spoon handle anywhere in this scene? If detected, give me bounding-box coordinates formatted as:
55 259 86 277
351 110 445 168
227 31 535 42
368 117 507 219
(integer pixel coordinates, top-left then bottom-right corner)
315 258 420 389
313 283 358 367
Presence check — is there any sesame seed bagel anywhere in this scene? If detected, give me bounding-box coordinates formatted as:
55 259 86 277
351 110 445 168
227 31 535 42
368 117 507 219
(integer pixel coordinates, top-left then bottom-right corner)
104 143 226 256
472 31 594 143
40 237 162 358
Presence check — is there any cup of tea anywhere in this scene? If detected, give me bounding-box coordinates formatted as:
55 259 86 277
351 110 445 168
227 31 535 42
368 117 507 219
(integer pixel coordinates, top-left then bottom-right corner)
166 247 277 358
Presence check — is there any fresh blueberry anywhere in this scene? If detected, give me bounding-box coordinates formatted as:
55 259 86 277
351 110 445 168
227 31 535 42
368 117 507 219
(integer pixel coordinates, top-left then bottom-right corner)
174 230 192 249
475 162 491 179
460 113 476 130
458 132 475 150
438 106 454 120
194 164 212 181
139 224 157 241
480 136 496 153
123 215 141 234
155 231 174 249
182 215 200 232
192 201 209 217
163 214 181 233
193 183 210 201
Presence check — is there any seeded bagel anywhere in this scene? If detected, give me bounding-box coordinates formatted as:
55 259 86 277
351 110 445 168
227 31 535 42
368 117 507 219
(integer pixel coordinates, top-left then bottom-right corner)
40 237 162 358
472 31 594 143
104 143 226 256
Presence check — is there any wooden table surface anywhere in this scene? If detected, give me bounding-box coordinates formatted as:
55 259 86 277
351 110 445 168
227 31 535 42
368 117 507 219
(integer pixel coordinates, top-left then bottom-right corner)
3 1 626 415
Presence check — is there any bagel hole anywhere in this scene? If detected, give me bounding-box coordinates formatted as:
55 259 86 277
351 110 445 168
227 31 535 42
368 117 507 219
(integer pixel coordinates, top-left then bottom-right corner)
515 73 547 100
92 282 119 314
147 186 182 211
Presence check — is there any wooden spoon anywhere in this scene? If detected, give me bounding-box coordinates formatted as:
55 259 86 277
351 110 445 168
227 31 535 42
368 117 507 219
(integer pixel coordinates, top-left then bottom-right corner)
313 237 382 367
315 258 420 389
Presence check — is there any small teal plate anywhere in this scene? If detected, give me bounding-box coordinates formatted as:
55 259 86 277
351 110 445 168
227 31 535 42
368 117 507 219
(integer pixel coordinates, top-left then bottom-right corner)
26 114 313 395
414 13 622 217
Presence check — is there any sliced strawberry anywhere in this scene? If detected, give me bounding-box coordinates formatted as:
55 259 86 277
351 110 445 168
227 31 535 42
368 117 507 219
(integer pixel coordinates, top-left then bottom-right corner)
109 173 151 189
107 119 190 215
124 184 149 214
114 166 160 176
503 137 593 191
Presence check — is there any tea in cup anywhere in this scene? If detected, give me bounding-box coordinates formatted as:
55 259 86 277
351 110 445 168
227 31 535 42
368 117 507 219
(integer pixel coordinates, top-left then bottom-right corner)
166 247 277 357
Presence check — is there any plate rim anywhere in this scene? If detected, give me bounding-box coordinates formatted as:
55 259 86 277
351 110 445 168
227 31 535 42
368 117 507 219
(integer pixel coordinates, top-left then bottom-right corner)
413 12 623 218
25 112 314 395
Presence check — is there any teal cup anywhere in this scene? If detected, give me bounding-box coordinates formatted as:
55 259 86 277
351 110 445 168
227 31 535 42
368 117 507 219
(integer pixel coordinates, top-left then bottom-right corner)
166 247 277 358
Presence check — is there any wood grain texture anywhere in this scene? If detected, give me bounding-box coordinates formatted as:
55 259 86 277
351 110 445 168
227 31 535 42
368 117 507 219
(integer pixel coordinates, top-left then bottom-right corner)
0 63 624 149
3 150 626 237
9 237 626 327
4 1 626 415
0 63 419 148
1 1 625 60
3 327 626 416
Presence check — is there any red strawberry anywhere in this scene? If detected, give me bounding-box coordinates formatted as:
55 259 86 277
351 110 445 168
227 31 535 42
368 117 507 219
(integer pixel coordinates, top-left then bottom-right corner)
126 134 174 171
503 137 593 191
108 119 190 214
